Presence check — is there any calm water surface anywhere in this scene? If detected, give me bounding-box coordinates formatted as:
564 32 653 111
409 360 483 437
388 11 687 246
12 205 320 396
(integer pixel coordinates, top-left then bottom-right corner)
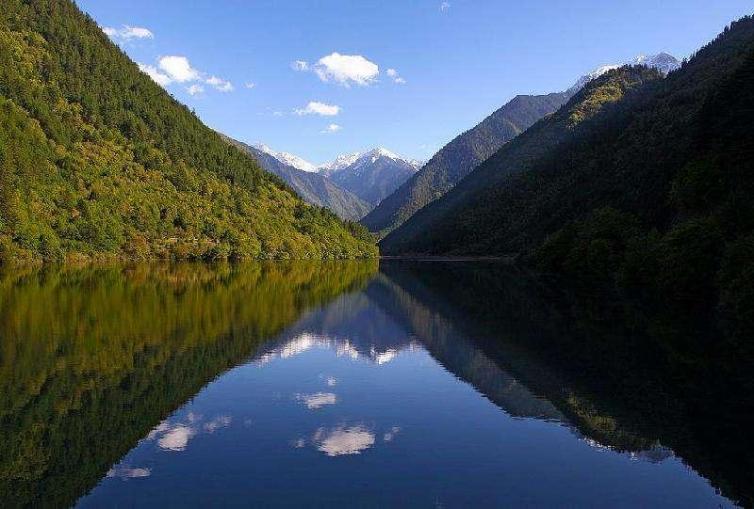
1 261 750 507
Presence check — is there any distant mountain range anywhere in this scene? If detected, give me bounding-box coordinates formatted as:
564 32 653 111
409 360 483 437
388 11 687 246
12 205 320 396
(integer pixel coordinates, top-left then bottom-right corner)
224 138 372 221
247 144 420 214
362 53 681 237
321 148 421 206
237 53 679 232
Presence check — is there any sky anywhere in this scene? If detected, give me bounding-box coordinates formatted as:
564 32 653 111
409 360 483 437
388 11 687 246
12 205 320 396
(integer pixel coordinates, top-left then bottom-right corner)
78 0 753 165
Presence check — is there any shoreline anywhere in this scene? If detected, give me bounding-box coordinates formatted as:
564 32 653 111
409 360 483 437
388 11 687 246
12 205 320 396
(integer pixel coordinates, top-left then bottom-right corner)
379 255 516 262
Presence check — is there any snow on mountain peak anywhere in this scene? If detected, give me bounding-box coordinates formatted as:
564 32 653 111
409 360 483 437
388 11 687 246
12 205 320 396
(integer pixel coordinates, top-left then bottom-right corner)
320 148 420 173
569 53 681 93
254 144 422 175
371 147 400 159
409 159 425 170
633 53 681 75
253 143 317 172
318 151 362 172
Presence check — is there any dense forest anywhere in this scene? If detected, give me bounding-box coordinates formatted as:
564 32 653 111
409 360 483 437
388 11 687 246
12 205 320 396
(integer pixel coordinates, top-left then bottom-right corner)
0 0 376 263
0 261 377 507
361 92 571 237
381 16 754 338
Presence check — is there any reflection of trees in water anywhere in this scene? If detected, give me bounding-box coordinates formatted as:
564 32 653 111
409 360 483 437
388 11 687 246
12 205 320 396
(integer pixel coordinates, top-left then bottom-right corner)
2 259 750 507
377 260 753 508
0 261 377 508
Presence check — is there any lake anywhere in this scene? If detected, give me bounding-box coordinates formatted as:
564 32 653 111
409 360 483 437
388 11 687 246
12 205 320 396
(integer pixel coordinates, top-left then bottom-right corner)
1 261 750 508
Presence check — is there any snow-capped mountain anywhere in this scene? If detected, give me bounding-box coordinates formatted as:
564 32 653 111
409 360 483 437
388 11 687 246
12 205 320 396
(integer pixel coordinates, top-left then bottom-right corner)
569 53 681 93
253 143 318 173
408 159 426 170
321 148 420 206
634 53 681 75
319 148 422 174
318 152 362 173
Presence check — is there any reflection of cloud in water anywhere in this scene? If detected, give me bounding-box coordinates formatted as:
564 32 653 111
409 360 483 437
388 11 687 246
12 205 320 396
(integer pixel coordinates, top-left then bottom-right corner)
204 415 232 433
313 426 375 456
107 465 151 479
255 333 417 366
146 413 233 452
158 425 195 451
383 426 401 442
296 392 337 409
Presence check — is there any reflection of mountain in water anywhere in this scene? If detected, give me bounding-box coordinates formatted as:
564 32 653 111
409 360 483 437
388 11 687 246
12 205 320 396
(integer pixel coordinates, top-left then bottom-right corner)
255 274 671 462
257 261 749 506
0 261 377 509
1 260 749 507
377 261 753 508
255 288 418 366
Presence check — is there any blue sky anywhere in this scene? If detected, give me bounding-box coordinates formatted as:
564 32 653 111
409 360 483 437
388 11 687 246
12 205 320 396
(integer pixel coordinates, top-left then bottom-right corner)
78 0 752 164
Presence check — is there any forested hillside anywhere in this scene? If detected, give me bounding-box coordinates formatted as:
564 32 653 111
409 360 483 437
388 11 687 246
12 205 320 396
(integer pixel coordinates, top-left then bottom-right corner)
225 137 372 221
361 92 571 236
381 15 754 337
0 0 376 262
380 66 662 253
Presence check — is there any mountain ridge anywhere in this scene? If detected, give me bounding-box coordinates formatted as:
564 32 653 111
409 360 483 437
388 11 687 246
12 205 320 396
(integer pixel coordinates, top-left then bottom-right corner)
380 15 754 338
362 52 681 237
360 91 573 236
226 137 372 221
322 148 419 206
0 0 376 262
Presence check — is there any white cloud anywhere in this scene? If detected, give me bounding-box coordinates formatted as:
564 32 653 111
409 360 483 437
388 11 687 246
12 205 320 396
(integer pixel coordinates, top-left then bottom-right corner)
296 392 337 409
313 426 375 456
440 1 451 13
138 63 172 87
386 68 406 84
138 56 233 94
314 52 379 87
325 376 337 387
321 123 342 134
291 60 310 71
206 75 234 92
103 25 154 42
295 101 341 116
187 84 204 96
245 82 256 89
159 55 200 82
